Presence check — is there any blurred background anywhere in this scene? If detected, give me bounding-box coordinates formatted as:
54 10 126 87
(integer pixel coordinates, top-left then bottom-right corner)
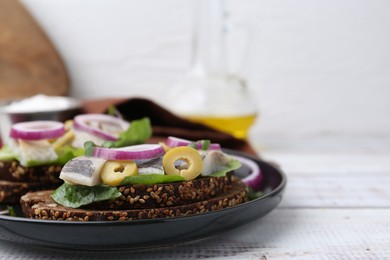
9 0 390 145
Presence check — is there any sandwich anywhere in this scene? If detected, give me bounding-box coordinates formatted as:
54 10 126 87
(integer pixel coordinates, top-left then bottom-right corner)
20 136 248 221
0 114 151 204
0 120 71 203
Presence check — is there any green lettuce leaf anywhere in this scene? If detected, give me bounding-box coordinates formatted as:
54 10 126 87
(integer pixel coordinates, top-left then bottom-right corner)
7 206 16 217
106 105 122 118
246 187 264 200
84 141 95 156
0 145 17 161
103 117 152 148
51 183 121 208
54 145 85 165
22 160 51 167
120 174 185 185
209 159 242 177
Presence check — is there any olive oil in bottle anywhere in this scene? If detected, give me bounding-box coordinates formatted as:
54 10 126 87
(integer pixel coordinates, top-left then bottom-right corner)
186 114 257 140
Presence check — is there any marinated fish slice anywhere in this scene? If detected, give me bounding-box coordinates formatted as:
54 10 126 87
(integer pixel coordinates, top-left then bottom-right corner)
59 156 106 186
200 150 232 176
135 157 164 175
17 139 58 166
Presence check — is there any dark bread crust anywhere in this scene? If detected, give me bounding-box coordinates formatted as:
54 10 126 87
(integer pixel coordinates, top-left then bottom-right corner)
0 160 62 183
87 173 235 210
0 180 59 204
20 181 247 221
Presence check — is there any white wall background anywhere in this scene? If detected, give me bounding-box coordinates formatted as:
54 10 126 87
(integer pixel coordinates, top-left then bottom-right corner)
21 0 390 141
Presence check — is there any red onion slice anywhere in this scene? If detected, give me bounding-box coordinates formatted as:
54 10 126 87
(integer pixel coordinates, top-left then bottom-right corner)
166 136 221 150
166 136 192 147
207 143 221 150
10 121 65 140
93 144 165 160
73 114 130 141
232 155 263 190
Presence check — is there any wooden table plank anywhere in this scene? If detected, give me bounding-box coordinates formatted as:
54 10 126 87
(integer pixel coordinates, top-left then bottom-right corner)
280 173 390 208
217 208 390 259
261 152 390 175
0 208 389 259
257 148 390 208
253 137 390 154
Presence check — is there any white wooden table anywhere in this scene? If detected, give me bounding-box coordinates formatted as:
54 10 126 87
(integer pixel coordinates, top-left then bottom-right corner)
0 137 389 259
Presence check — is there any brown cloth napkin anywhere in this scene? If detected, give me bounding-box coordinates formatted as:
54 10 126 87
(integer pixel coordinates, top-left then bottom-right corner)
82 98 258 157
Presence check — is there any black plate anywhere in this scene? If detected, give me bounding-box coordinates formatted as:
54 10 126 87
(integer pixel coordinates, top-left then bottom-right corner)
0 150 286 250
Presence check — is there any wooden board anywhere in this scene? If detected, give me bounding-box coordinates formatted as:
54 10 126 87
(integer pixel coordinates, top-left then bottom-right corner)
0 0 69 100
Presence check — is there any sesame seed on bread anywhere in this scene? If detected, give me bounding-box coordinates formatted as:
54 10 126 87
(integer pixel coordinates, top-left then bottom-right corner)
20 180 247 221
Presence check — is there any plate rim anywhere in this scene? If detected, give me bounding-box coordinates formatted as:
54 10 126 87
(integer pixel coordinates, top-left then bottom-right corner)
0 151 287 250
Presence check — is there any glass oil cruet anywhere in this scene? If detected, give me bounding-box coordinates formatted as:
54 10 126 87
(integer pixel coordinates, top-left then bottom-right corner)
163 0 258 140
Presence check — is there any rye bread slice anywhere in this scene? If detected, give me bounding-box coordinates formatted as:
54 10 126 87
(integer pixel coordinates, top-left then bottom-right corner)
20 181 248 221
87 173 235 210
0 180 60 204
0 160 62 183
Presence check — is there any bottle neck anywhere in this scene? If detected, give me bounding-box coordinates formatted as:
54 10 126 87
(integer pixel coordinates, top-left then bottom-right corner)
190 0 227 77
